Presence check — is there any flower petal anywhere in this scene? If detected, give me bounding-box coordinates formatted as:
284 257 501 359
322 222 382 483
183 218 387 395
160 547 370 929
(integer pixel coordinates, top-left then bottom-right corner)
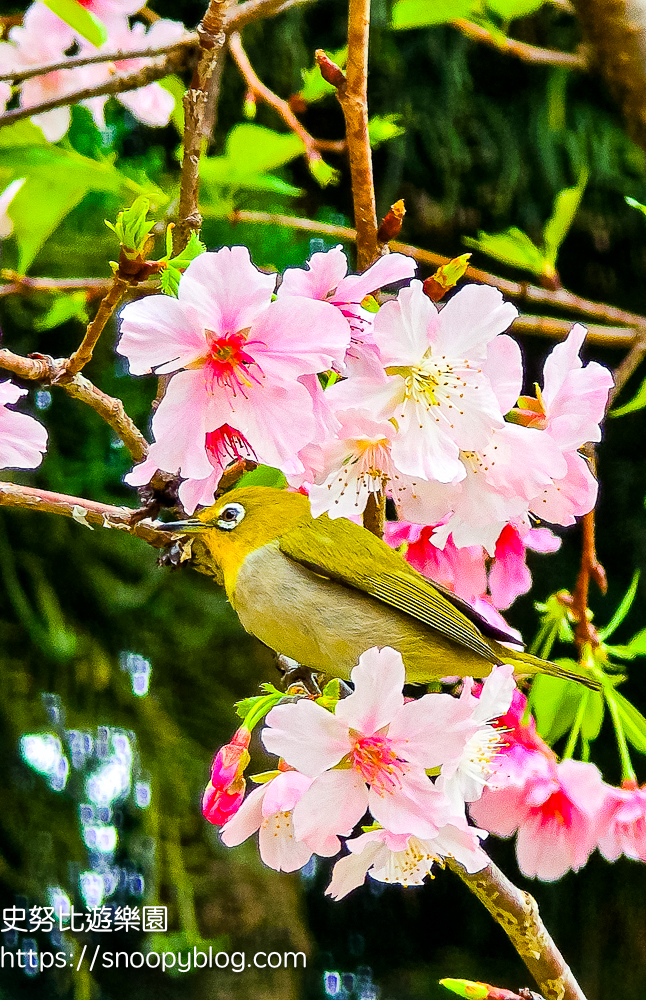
179 246 276 335
117 296 206 375
262 701 350 776
335 646 405 735
293 768 368 842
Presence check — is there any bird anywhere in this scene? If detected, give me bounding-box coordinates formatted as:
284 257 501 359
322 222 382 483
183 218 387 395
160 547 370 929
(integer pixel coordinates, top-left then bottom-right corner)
160 486 599 689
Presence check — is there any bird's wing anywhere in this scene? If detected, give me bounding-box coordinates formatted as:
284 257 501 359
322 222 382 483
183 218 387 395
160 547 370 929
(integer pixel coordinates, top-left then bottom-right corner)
279 516 496 662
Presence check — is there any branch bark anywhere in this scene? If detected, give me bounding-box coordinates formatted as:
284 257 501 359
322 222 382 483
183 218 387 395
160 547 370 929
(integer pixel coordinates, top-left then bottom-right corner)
452 19 588 69
448 859 587 1000
174 0 233 254
64 275 129 377
0 481 167 547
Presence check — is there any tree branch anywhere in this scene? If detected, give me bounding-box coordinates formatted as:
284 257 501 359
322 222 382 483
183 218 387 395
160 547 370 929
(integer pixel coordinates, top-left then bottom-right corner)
174 0 233 254
448 859 587 1000
0 481 167 547
228 32 345 170
570 501 606 650
0 47 194 129
0 36 198 85
452 19 588 69
0 349 148 463
231 210 646 340
226 0 317 33
65 275 129 377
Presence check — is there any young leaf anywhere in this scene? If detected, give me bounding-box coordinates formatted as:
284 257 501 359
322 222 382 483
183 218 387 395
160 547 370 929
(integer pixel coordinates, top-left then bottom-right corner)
612 691 646 754
542 171 587 268
368 114 406 148
42 0 107 46
308 156 341 188
626 195 646 217
605 628 646 661
530 670 585 745
463 227 548 277
391 0 475 29
598 570 640 640
580 690 604 741
34 292 89 331
486 0 545 18
609 376 646 418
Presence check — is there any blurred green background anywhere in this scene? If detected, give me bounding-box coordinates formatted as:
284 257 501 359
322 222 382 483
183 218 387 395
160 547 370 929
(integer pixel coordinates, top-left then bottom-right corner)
2 0 646 997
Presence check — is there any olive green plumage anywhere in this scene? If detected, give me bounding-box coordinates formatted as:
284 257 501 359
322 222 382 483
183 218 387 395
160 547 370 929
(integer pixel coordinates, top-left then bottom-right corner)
167 486 597 689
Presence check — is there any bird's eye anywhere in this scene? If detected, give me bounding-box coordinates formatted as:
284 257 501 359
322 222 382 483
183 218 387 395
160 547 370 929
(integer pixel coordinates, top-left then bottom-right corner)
216 502 246 531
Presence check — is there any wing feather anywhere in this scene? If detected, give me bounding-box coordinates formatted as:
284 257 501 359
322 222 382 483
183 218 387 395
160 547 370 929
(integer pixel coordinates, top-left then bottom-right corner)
279 516 497 662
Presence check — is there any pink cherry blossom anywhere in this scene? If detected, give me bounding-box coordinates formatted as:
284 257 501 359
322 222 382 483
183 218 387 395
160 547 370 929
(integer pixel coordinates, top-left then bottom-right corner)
202 727 251 826
385 520 487 606
488 523 560 610
325 821 488 899
0 179 25 239
76 0 142 27
118 247 350 479
262 646 477 845
329 282 519 484
597 781 646 862
0 381 48 470
470 757 606 880
221 769 340 872
278 245 416 372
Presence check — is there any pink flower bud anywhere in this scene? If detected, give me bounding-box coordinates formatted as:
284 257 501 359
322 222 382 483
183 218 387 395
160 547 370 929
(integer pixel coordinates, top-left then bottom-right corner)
202 728 251 826
202 779 246 826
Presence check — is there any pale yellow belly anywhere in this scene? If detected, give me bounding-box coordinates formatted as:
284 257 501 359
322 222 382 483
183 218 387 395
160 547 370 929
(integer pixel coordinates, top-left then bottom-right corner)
230 542 496 682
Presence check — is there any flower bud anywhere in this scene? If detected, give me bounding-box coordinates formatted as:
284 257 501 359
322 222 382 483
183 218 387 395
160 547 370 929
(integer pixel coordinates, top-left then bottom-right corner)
202 727 251 826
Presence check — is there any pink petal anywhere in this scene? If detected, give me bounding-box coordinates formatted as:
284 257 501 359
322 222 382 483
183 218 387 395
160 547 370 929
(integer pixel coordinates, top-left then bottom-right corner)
373 281 438 366
293 769 368 842
278 246 349 300
391 402 465 482
388 692 475 769
227 378 315 474
179 246 276 335
262 701 350 777
118 83 175 127
481 334 523 413
258 812 315 872
178 466 225 515
435 284 518 357
334 252 417 304
148 370 214 480
253 297 351 379
541 323 586 409
220 785 266 846
0 380 26 406
262 770 313 816
117 296 206 375
325 840 386 899
335 646 405 735
369 767 450 838
0 403 47 470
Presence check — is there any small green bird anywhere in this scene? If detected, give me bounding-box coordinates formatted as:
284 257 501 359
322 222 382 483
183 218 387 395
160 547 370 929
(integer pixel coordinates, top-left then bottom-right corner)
162 486 597 689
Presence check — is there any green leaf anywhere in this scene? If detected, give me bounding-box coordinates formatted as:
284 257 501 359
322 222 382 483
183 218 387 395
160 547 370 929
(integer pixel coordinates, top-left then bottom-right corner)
159 231 206 296
368 114 406 148
486 0 545 18
34 292 89 331
106 195 154 256
223 124 304 173
439 980 488 1000
609 376 646 417
234 465 286 490
606 628 646 661
599 570 641 640
530 669 585 745
42 0 107 46
463 226 548 277
391 0 475 29
308 156 340 188
0 121 48 149
626 195 646 218
581 690 604 741
200 125 305 210
613 691 646 754
542 171 587 268
158 75 186 135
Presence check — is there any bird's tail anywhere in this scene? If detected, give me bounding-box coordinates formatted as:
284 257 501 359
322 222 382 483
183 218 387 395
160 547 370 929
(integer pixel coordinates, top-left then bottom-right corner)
491 642 602 691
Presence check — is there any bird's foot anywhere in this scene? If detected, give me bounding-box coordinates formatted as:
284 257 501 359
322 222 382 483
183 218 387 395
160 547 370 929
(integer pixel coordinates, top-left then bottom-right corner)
275 655 322 697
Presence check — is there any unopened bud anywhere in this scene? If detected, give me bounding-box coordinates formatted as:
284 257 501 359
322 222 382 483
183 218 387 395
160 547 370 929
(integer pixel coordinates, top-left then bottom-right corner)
377 199 406 243
423 254 471 302
243 88 257 119
315 49 346 89
288 93 308 114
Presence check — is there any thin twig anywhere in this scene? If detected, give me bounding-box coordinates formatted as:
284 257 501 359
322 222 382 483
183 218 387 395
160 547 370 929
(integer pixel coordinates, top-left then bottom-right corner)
362 490 385 538
0 481 167 547
570 500 607 650
0 36 199 85
512 315 638 348
0 274 158 299
230 210 646 337
228 32 345 169
226 0 317 32
448 859 587 1000
319 0 378 268
0 47 193 129
174 0 233 254
65 276 128 377
0 349 148 462
610 335 646 401
452 19 588 69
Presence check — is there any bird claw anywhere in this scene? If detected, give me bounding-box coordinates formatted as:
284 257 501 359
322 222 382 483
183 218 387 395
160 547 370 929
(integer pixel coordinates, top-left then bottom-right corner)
275 654 322 696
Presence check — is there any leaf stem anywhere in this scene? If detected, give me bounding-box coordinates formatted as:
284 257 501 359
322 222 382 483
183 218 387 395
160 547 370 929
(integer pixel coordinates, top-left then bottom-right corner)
606 689 637 784
562 689 588 760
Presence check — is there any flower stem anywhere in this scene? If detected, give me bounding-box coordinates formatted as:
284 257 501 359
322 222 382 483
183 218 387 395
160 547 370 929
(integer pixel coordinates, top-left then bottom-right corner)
606 689 637 784
562 689 588 760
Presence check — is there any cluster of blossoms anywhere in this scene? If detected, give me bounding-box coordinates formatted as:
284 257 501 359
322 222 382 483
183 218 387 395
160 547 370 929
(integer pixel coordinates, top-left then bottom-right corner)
203 646 517 896
469 687 646 879
0 1 185 142
118 244 613 620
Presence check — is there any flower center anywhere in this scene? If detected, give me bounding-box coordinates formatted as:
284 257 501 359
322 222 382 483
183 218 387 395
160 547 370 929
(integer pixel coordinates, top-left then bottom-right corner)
387 354 471 411
349 732 407 794
206 425 256 466
204 331 263 398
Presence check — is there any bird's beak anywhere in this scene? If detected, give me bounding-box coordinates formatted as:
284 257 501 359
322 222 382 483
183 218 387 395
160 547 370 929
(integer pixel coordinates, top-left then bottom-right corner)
154 519 209 533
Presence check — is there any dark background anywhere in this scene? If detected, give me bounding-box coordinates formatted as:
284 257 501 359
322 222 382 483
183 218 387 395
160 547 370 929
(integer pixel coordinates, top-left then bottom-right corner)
1 0 646 996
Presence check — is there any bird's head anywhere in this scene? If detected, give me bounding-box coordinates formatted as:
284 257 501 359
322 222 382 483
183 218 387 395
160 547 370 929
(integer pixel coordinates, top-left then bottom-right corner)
159 487 311 588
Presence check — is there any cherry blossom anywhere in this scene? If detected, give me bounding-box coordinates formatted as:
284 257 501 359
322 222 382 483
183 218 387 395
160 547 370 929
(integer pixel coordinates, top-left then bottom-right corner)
470 757 606 880
325 821 488 899
0 381 48 470
385 520 487 606
597 781 646 862
202 726 250 826
0 179 26 239
488 523 561 610
118 247 350 479
262 646 475 845
328 282 519 484
221 769 340 872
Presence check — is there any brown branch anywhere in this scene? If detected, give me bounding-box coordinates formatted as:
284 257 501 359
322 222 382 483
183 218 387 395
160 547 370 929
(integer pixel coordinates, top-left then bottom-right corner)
0 481 167 547
317 0 378 269
570 501 607 650
230 210 646 337
174 0 233 254
0 36 198 85
448 859 587 1000
0 47 194 129
610 334 646 401
452 19 588 69
0 273 158 300
0 350 148 463
362 490 385 538
511 315 639 348
226 0 317 33
65 276 128 377
228 32 345 170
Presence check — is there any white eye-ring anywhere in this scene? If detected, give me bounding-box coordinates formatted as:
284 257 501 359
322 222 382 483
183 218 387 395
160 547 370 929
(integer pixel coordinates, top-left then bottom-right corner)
216 502 246 531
